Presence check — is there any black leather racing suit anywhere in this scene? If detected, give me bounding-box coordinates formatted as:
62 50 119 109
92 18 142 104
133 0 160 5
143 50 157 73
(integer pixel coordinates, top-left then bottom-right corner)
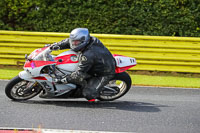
55 36 116 100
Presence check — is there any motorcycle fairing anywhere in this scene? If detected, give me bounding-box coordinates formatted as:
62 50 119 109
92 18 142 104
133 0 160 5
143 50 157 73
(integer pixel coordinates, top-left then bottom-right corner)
113 54 137 73
24 52 79 76
23 61 54 77
19 70 34 81
115 65 136 73
55 51 79 72
54 54 78 65
19 70 77 97
24 53 78 69
19 70 52 81
37 78 77 97
24 60 56 68
32 76 47 80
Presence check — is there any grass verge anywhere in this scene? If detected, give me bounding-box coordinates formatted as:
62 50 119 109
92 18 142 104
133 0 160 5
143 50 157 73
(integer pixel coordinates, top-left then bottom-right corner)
0 68 199 88
130 75 200 88
0 68 22 80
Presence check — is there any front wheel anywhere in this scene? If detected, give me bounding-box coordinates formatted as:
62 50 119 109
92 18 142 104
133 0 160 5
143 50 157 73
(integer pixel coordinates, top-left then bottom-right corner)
98 72 132 101
5 76 42 101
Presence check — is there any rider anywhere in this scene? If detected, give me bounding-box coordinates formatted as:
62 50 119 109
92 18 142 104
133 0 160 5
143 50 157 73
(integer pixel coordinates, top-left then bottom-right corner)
50 28 116 101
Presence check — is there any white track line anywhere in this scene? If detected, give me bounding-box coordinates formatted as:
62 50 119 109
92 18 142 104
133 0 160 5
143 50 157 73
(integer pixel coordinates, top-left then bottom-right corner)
0 127 133 133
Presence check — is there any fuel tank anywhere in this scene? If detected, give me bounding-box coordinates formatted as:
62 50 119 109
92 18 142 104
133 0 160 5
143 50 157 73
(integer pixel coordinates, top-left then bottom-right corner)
54 50 79 72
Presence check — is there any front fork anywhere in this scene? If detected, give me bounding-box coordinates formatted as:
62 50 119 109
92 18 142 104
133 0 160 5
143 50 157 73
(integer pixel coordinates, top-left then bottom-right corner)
23 81 39 94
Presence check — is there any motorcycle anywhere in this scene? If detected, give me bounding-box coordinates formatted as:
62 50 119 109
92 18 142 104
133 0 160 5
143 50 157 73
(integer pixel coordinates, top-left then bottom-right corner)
5 45 137 101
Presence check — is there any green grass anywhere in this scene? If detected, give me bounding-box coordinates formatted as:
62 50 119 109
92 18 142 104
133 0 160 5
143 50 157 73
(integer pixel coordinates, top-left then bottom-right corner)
0 68 22 79
0 68 200 88
131 75 200 88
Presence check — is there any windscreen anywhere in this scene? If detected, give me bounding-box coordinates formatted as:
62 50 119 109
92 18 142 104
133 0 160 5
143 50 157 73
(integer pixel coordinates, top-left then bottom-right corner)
28 47 50 61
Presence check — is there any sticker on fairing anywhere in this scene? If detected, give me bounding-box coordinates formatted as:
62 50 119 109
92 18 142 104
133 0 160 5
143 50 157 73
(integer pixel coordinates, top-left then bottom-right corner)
81 56 87 61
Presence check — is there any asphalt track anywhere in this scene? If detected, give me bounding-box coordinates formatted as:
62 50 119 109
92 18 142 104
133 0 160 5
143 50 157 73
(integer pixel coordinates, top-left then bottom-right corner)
0 80 200 133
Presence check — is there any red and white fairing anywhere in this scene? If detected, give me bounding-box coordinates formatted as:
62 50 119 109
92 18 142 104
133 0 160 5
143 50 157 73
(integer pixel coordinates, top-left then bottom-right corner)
17 46 137 96
20 47 79 80
113 54 137 73
54 51 79 71
20 46 136 81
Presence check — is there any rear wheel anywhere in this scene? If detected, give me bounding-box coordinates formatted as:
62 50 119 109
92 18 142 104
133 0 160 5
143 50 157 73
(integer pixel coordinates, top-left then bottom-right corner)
98 72 132 101
5 76 42 101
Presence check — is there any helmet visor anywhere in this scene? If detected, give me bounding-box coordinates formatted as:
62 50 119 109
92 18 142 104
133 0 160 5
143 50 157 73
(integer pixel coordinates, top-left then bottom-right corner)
70 40 81 46
69 39 82 48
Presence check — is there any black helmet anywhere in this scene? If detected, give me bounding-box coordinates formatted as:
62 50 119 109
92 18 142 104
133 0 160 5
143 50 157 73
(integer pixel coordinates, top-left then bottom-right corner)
69 28 90 52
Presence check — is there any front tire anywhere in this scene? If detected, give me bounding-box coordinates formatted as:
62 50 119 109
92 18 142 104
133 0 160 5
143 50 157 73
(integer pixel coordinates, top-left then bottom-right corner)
5 76 41 101
98 72 132 101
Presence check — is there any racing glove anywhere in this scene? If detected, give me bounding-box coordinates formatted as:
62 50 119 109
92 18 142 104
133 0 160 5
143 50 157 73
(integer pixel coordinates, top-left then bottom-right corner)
44 44 51 47
50 44 60 51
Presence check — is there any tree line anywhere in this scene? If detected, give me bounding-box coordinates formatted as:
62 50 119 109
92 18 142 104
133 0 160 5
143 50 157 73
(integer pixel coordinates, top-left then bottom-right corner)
0 0 200 37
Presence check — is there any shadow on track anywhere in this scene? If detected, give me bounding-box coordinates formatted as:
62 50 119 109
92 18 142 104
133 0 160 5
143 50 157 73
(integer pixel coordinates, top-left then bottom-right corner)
15 99 169 113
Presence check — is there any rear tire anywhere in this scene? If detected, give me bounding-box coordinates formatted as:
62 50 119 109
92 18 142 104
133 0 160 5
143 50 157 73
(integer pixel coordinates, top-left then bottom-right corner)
98 72 132 101
5 76 41 101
